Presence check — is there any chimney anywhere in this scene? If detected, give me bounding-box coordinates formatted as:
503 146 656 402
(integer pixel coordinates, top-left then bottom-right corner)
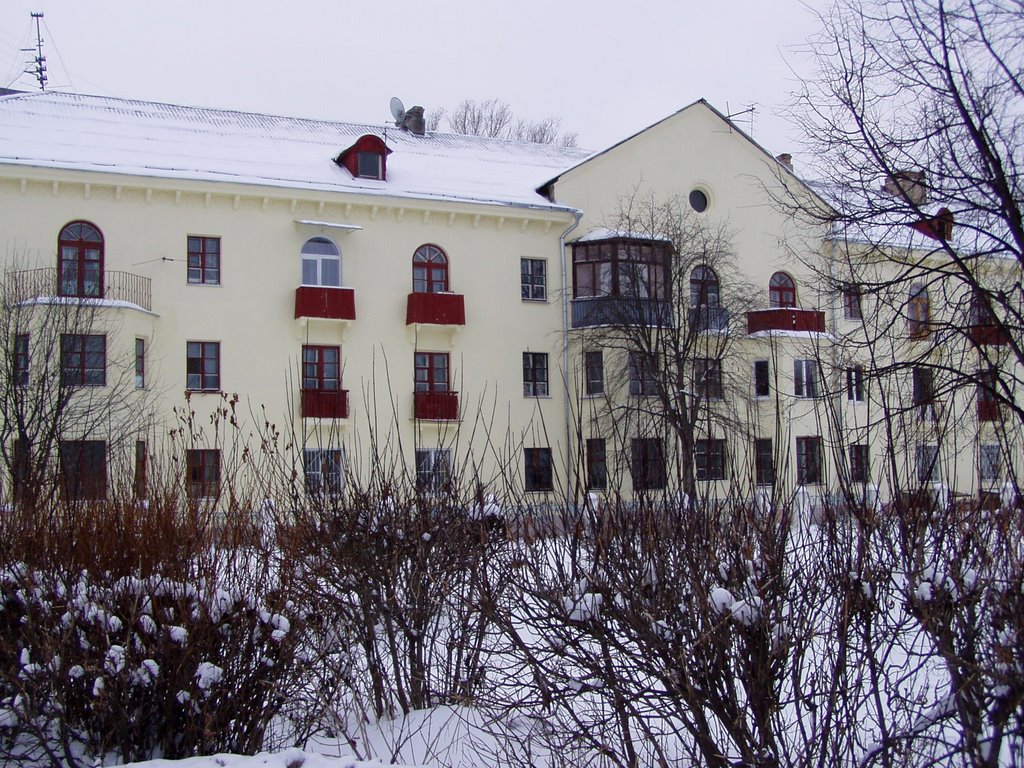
775 153 793 172
882 170 927 205
401 105 426 136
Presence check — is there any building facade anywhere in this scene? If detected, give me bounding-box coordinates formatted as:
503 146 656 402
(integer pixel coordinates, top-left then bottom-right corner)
0 91 1017 508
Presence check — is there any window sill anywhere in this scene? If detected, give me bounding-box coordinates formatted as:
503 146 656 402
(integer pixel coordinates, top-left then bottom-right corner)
185 389 221 394
524 394 553 399
521 297 548 304
186 282 222 288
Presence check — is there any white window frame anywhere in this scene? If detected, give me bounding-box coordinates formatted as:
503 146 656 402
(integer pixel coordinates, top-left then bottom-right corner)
794 359 819 398
301 237 342 288
416 449 451 493
304 448 344 494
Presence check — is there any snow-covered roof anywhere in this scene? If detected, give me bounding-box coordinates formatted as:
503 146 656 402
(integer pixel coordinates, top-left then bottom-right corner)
0 91 592 212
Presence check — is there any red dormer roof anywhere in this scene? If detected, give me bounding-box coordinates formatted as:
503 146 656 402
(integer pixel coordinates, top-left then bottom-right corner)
334 134 393 180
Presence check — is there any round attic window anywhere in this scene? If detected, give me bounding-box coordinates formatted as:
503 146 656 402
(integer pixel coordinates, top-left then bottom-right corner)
689 189 709 213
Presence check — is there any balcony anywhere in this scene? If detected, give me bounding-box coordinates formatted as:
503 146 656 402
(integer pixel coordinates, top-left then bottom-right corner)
571 297 672 328
687 306 730 332
968 324 1011 346
10 268 151 311
406 292 465 326
746 308 825 334
295 286 356 321
978 399 1000 422
414 391 459 421
301 389 349 419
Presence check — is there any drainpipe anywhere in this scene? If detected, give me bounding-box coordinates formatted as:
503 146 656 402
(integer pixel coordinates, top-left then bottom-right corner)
560 209 583 494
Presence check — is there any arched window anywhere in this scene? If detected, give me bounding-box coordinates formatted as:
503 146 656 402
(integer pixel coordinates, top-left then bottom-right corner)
413 244 449 293
58 221 103 298
908 283 931 337
769 271 796 308
301 237 341 287
690 266 720 307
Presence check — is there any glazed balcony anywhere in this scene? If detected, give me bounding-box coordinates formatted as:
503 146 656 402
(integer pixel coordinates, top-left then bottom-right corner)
747 308 825 334
301 389 349 419
968 324 1011 346
571 297 672 328
688 306 730 332
406 292 465 326
294 286 356 321
10 268 151 311
414 391 459 421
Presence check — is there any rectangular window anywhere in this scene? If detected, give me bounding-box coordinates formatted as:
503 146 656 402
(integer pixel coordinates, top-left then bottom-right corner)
186 341 220 392
754 438 774 485
796 436 822 485
916 444 938 484
305 449 344 494
695 358 723 400
629 351 657 396
187 236 221 285
357 151 382 179
186 449 221 499
415 448 451 493
302 345 341 390
572 240 669 300
794 359 818 398
979 443 1001 482
843 285 863 320
523 352 549 397
584 351 604 396
13 334 28 387
977 368 1000 421
414 352 449 393
59 440 107 501
586 438 607 490
695 438 726 481
520 258 547 301
753 360 770 398
631 437 666 491
846 366 864 402
135 338 145 389
524 447 554 492
912 367 934 406
134 440 147 500
61 334 106 387
849 444 869 484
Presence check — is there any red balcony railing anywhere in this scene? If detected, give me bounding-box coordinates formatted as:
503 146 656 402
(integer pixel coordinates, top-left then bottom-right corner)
295 286 356 321
301 389 349 419
414 391 459 420
406 292 465 326
978 399 1000 422
969 324 1011 346
9 268 151 311
747 308 826 334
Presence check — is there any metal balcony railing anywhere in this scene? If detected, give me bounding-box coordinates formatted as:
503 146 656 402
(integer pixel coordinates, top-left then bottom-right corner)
9 268 151 312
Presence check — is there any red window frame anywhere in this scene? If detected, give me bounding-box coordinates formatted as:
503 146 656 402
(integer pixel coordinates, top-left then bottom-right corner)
414 352 449 393
60 334 106 387
769 272 796 308
849 444 869 484
302 345 341 391
59 440 108 501
690 265 720 307
186 449 221 499
413 244 449 293
572 239 670 300
186 341 220 392
187 236 221 285
843 284 863 319
58 221 104 299
584 351 604 396
908 284 930 337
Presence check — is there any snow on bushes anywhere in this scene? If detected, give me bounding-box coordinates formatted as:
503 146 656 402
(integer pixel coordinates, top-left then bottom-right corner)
0 565 305 766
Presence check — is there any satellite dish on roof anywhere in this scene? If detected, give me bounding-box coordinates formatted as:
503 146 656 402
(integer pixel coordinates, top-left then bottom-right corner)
390 96 406 125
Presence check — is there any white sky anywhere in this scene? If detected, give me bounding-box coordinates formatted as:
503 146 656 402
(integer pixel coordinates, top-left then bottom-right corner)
0 1 823 157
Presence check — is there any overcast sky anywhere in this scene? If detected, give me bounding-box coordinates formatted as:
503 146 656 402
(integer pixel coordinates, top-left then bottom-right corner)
0 1 823 157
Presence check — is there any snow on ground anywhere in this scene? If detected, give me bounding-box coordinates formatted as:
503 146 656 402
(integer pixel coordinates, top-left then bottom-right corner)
124 749 424 768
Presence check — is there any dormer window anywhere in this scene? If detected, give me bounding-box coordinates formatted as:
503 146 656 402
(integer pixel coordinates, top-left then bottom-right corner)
335 135 391 181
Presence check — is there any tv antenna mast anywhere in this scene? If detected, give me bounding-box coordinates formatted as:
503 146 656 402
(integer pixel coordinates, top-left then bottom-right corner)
22 12 48 91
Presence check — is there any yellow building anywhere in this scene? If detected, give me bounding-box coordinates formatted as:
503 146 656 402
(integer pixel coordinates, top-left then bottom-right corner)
0 91 1015 508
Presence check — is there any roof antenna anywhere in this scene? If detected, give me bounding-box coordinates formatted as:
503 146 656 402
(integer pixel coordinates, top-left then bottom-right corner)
23 12 48 90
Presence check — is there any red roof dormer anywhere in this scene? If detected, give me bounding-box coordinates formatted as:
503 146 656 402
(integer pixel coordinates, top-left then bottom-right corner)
910 207 954 242
335 134 392 181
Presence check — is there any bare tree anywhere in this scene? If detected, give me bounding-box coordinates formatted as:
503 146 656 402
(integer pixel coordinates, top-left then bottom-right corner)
444 98 579 147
